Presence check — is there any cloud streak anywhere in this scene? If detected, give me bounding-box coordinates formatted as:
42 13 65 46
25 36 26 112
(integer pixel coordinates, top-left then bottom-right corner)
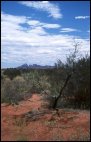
60 28 78 33
19 1 62 19
75 16 90 19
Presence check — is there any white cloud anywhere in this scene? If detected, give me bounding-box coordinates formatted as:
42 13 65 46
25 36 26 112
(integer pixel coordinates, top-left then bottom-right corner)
60 28 78 33
1 12 90 68
19 1 62 19
42 23 60 29
1 11 27 24
75 16 90 19
28 26 47 35
27 19 61 29
27 20 40 26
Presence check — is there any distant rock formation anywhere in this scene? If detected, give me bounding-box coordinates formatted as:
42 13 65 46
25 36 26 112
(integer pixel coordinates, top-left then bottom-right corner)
17 64 54 69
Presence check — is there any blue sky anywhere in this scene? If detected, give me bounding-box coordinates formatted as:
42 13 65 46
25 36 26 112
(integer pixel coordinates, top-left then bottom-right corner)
1 1 90 68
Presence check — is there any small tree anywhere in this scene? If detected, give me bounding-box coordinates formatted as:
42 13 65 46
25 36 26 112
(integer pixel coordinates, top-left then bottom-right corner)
52 43 78 109
67 55 90 109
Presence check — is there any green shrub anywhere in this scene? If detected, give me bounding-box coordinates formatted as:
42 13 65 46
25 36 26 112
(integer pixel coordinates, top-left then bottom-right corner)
1 78 13 104
1 76 27 104
22 72 51 94
12 76 26 93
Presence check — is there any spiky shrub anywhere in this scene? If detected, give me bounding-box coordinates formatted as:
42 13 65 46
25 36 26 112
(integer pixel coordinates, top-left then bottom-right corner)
11 76 27 103
1 76 27 104
22 71 51 94
38 75 51 93
22 71 39 93
1 78 14 104
12 76 26 93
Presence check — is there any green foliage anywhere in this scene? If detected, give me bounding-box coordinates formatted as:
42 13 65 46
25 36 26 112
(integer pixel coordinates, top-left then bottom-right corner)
50 53 90 109
22 71 51 94
1 78 13 104
1 53 90 109
3 68 21 79
12 76 26 93
38 75 51 92
1 76 27 104
66 56 90 109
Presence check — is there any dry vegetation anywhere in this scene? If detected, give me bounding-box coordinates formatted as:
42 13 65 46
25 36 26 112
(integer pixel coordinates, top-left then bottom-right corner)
1 50 90 141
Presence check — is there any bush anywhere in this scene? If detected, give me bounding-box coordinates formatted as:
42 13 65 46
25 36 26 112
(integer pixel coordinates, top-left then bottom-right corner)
1 76 27 105
38 75 51 92
3 68 21 79
1 78 14 104
66 56 90 109
22 72 51 94
12 76 26 93
1 55 90 110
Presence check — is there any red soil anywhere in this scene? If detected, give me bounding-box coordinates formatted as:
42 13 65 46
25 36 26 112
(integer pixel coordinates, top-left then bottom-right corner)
1 94 90 141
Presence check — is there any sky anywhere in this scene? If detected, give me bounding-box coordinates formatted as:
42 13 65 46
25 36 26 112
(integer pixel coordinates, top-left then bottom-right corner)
1 1 90 68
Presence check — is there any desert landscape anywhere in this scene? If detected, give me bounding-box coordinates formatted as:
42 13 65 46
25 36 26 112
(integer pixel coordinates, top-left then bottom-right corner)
1 1 90 141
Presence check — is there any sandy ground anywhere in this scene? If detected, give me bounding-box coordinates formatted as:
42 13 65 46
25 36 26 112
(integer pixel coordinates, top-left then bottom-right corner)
1 94 90 141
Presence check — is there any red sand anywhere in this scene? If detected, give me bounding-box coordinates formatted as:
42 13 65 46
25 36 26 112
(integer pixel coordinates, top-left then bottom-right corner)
1 94 90 141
